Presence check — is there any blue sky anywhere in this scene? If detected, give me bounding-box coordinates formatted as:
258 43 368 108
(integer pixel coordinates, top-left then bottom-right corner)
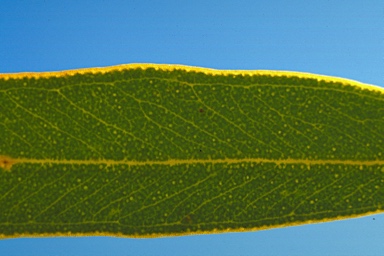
1 0 383 255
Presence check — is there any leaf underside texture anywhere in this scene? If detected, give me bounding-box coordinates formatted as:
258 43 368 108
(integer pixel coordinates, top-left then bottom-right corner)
0 64 383 238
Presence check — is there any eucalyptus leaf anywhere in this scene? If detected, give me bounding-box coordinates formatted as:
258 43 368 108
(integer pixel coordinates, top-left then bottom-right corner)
0 64 383 238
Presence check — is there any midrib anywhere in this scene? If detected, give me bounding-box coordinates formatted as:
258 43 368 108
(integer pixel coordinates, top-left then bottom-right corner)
1 156 384 171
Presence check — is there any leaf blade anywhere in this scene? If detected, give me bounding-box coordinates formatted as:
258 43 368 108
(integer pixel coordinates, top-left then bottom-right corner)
0 64 383 238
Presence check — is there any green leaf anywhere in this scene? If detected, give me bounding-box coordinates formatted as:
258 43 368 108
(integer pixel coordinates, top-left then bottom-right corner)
0 64 383 238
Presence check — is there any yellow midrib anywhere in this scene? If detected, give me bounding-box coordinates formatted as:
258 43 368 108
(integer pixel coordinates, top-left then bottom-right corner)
1 155 384 171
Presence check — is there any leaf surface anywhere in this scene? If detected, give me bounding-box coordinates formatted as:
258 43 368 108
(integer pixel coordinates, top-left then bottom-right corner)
0 64 383 238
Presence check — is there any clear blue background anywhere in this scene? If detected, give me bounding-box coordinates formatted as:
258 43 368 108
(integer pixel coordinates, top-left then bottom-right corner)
1 0 383 255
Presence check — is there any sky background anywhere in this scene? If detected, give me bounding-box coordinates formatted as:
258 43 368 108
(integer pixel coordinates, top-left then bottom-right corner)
1 0 383 255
